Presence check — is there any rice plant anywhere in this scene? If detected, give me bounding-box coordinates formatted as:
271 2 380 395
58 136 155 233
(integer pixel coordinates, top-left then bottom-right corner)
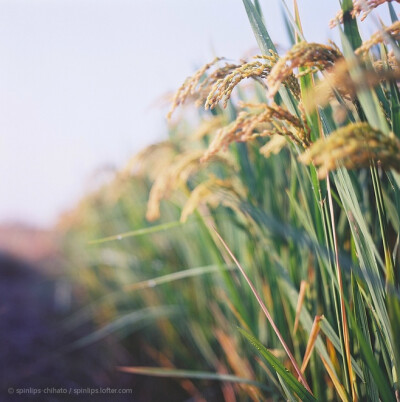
62 1 400 400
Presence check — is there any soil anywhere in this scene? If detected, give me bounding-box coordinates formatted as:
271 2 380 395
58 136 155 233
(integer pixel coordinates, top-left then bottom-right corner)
0 252 134 402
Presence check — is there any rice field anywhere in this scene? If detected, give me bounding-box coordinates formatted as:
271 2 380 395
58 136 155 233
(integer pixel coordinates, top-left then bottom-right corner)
62 1 400 400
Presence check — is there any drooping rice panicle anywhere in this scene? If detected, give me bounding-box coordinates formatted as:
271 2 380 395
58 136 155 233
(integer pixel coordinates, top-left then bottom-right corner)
204 53 300 109
355 21 400 55
167 57 222 119
256 55 301 99
167 56 275 119
168 53 300 118
373 50 399 73
191 115 227 140
199 112 258 163
201 102 310 163
146 149 204 221
204 59 274 110
239 103 310 146
304 57 400 110
299 122 400 178
259 135 288 158
180 175 246 222
267 42 343 99
195 62 241 107
146 150 236 221
123 141 178 180
330 0 400 28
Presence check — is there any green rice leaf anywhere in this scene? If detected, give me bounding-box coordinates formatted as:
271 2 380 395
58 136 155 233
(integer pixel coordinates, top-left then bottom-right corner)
118 366 271 391
65 306 177 350
125 264 235 291
88 221 183 244
341 0 362 50
242 0 299 116
238 328 317 401
388 2 399 23
348 308 396 402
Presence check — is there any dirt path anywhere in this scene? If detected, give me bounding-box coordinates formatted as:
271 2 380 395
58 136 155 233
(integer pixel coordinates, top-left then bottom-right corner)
0 253 134 401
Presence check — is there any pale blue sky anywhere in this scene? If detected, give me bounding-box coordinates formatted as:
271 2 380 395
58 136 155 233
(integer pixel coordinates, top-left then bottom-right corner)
0 0 397 227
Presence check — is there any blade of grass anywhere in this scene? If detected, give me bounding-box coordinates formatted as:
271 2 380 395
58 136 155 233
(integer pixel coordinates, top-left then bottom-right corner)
341 0 362 50
118 366 271 391
278 373 298 402
347 306 396 402
211 226 313 393
65 306 177 350
300 315 324 374
326 175 356 400
351 274 380 402
124 264 235 291
238 328 316 401
62 263 233 330
320 353 350 402
242 0 300 117
89 221 184 244
388 2 399 23
293 280 307 335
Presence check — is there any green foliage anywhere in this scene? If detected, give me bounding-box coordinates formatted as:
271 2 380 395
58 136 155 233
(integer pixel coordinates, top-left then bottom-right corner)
62 1 400 400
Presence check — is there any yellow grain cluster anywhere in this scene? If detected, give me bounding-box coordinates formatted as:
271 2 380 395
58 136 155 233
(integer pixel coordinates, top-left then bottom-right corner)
205 59 273 110
204 53 299 109
373 50 399 73
194 62 241 107
299 122 400 178
330 0 400 27
259 135 288 158
356 21 400 55
123 141 177 180
167 57 222 120
201 102 310 163
305 56 400 111
167 53 301 119
180 175 246 222
146 150 236 221
267 42 343 99
191 115 227 140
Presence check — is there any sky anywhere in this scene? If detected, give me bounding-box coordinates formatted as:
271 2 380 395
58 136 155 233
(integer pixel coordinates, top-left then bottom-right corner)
0 0 397 227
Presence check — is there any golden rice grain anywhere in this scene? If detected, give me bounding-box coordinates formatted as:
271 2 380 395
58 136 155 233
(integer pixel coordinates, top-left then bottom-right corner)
259 135 288 158
355 21 400 55
204 52 300 109
201 102 310 163
304 57 400 111
167 58 221 120
146 150 236 221
180 175 246 222
267 42 342 99
299 122 400 178
167 53 300 118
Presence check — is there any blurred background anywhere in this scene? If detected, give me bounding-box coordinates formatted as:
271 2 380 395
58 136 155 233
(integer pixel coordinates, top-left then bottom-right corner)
0 1 397 400
0 0 344 230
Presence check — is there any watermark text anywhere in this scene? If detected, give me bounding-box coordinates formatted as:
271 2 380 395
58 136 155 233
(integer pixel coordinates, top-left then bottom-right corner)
8 387 133 397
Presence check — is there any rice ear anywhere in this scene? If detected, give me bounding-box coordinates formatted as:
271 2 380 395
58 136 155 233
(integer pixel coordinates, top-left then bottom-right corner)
266 42 342 99
298 122 400 178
